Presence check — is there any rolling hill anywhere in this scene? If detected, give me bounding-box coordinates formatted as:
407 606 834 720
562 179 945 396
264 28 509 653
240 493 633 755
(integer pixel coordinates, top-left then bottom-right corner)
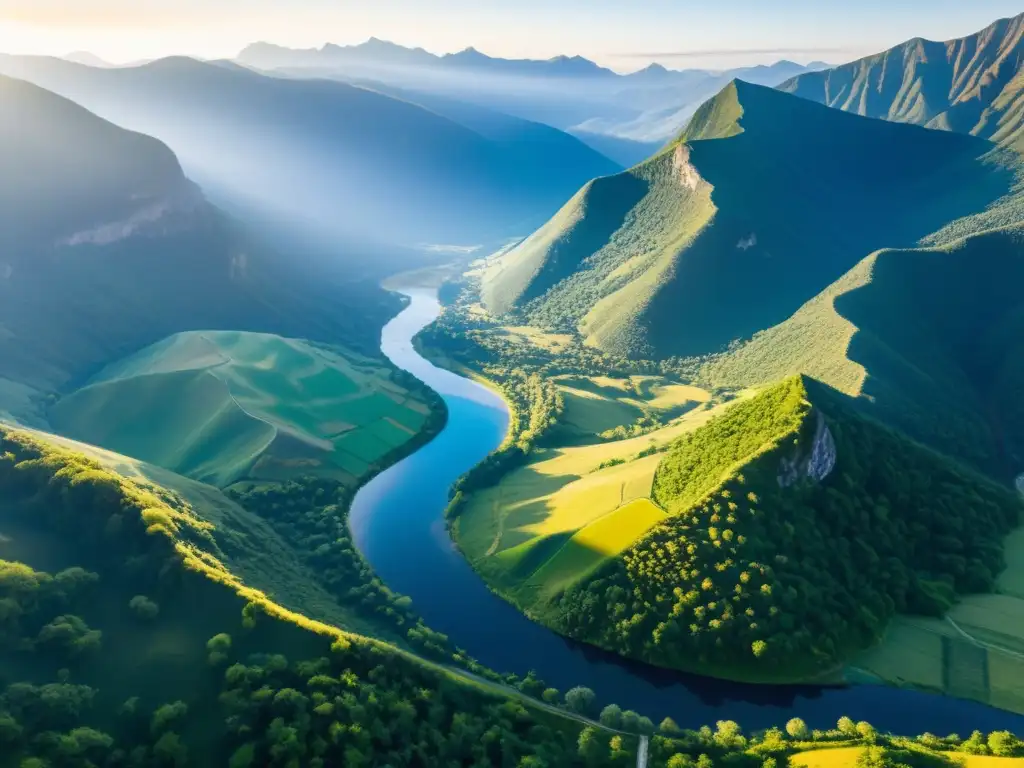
0 73 403 427
780 11 1024 150
49 331 444 488
479 79 1018 359
0 54 618 247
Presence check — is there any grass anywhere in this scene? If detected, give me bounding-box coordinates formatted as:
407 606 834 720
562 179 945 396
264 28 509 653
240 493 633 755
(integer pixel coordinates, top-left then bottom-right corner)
553 373 709 443
455 391 746 611
50 330 439 488
703 223 1024 475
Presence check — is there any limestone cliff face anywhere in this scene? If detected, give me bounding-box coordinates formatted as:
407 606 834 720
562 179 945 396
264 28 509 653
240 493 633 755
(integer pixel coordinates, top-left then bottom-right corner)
778 409 836 487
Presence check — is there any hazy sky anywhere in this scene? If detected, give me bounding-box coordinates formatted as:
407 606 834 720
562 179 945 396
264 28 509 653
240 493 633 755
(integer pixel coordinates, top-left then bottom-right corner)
0 1 1021 71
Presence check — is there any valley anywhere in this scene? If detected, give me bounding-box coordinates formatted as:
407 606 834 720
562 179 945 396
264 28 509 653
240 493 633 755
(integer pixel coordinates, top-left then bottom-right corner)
3 4 1024 766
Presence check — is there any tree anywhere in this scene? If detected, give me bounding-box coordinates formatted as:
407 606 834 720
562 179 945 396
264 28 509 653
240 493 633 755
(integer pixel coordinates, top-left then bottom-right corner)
660 717 681 736
207 633 232 667
837 717 857 737
565 687 596 716
751 640 768 658
151 701 188 735
229 743 256 768
153 731 188 767
577 727 604 765
988 731 1019 757
856 722 877 742
541 688 560 705
667 756 693 768
786 718 809 740
128 595 160 621
599 704 623 730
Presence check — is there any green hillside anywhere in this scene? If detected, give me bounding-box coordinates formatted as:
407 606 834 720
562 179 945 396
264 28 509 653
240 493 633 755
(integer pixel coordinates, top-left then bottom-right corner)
551 377 1023 683
0 425 638 767
50 331 444 488
703 224 1024 477
780 11 1024 150
480 80 1016 358
0 73 402 427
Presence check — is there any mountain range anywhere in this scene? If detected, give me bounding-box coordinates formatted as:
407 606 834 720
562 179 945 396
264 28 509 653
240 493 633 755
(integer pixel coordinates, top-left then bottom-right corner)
781 10 1024 150
0 54 617 247
236 39 830 164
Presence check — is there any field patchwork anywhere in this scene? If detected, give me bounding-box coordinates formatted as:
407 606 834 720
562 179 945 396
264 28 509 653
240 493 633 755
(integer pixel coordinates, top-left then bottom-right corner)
456 391 745 611
50 331 437 487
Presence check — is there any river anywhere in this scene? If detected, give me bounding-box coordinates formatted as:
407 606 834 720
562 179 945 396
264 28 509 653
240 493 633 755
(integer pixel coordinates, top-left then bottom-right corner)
349 286 1024 735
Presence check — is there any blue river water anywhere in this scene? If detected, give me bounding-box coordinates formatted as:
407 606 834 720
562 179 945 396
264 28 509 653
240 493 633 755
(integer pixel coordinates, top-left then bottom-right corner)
348 287 1024 735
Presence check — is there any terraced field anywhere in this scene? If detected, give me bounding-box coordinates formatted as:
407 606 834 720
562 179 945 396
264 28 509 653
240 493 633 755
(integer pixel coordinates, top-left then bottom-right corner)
50 331 439 487
456 389 749 611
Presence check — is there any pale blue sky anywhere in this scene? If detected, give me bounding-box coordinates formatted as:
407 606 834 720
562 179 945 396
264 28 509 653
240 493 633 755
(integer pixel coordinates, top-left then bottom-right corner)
0 0 1020 70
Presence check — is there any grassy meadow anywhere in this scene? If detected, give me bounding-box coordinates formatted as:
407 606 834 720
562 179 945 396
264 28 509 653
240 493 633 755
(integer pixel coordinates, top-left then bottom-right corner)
50 330 441 488
454 383 748 612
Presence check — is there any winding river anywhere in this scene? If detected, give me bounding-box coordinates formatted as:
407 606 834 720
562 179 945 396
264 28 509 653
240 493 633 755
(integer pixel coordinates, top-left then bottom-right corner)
349 286 1024 735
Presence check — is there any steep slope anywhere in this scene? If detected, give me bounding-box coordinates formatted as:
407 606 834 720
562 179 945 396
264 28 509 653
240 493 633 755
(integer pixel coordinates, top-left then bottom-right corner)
0 74 400 426
480 80 1016 358
49 331 443 488
0 55 617 246
703 223 1024 478
552 377 1023 683
780 12 1024 149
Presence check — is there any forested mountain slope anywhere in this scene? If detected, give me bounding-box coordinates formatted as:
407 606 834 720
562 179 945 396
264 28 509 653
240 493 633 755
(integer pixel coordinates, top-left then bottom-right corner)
0 74 400 427
702 223 1024 478
480 80 1016 359
552 377 1024 682
0 425 633 767
0 54 618 246
780 11 1024 150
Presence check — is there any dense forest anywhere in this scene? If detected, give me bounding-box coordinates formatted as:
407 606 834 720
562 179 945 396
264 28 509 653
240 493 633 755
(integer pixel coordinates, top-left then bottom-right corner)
553 378 1023 680
0 426 639 767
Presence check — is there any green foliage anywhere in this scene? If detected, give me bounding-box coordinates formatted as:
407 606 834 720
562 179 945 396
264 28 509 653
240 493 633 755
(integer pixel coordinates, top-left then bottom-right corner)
564 686 597 716
554 378 1022 678
478 79 1014 360
128 595 160 621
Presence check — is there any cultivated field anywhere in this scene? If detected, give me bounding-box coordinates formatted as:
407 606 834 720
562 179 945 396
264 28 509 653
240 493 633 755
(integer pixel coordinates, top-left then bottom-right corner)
50 331 437 487
456 391 747 611
852 524 1024 714
792 747 1024 768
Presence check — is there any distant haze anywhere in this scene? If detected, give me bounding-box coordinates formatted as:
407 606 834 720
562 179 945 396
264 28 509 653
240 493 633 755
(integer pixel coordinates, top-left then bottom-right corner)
0 0 1021 71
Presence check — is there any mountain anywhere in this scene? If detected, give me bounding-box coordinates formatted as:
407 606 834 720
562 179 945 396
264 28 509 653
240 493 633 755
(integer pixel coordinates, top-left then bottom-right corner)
479 80 1017 360
702 221 1024 477
0 55 618 247
0 73 400 426
238 40 828 144
238 39 617 79
780 11 1024 150
552 376 1023 682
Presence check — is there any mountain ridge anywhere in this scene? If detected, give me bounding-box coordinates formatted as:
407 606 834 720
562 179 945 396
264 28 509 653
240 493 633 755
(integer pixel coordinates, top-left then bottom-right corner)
780 11 1024 149
479 79 1016 359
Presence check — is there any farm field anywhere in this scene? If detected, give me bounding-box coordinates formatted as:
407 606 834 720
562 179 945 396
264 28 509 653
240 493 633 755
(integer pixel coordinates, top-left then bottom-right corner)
792 747 1024 768
455 390 749 612
852 527 1024 715
553 373 710 443
50 330 440 487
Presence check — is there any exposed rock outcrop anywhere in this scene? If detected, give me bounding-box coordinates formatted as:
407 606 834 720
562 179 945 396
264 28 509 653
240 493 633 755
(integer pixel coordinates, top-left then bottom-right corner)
778 409 836 487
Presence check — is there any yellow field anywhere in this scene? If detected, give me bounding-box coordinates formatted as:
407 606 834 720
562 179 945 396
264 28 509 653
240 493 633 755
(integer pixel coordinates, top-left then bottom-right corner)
457 392 755 610
851 517 1024 715
793 747 1024 768
553 374 711 442
497 325 576 352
